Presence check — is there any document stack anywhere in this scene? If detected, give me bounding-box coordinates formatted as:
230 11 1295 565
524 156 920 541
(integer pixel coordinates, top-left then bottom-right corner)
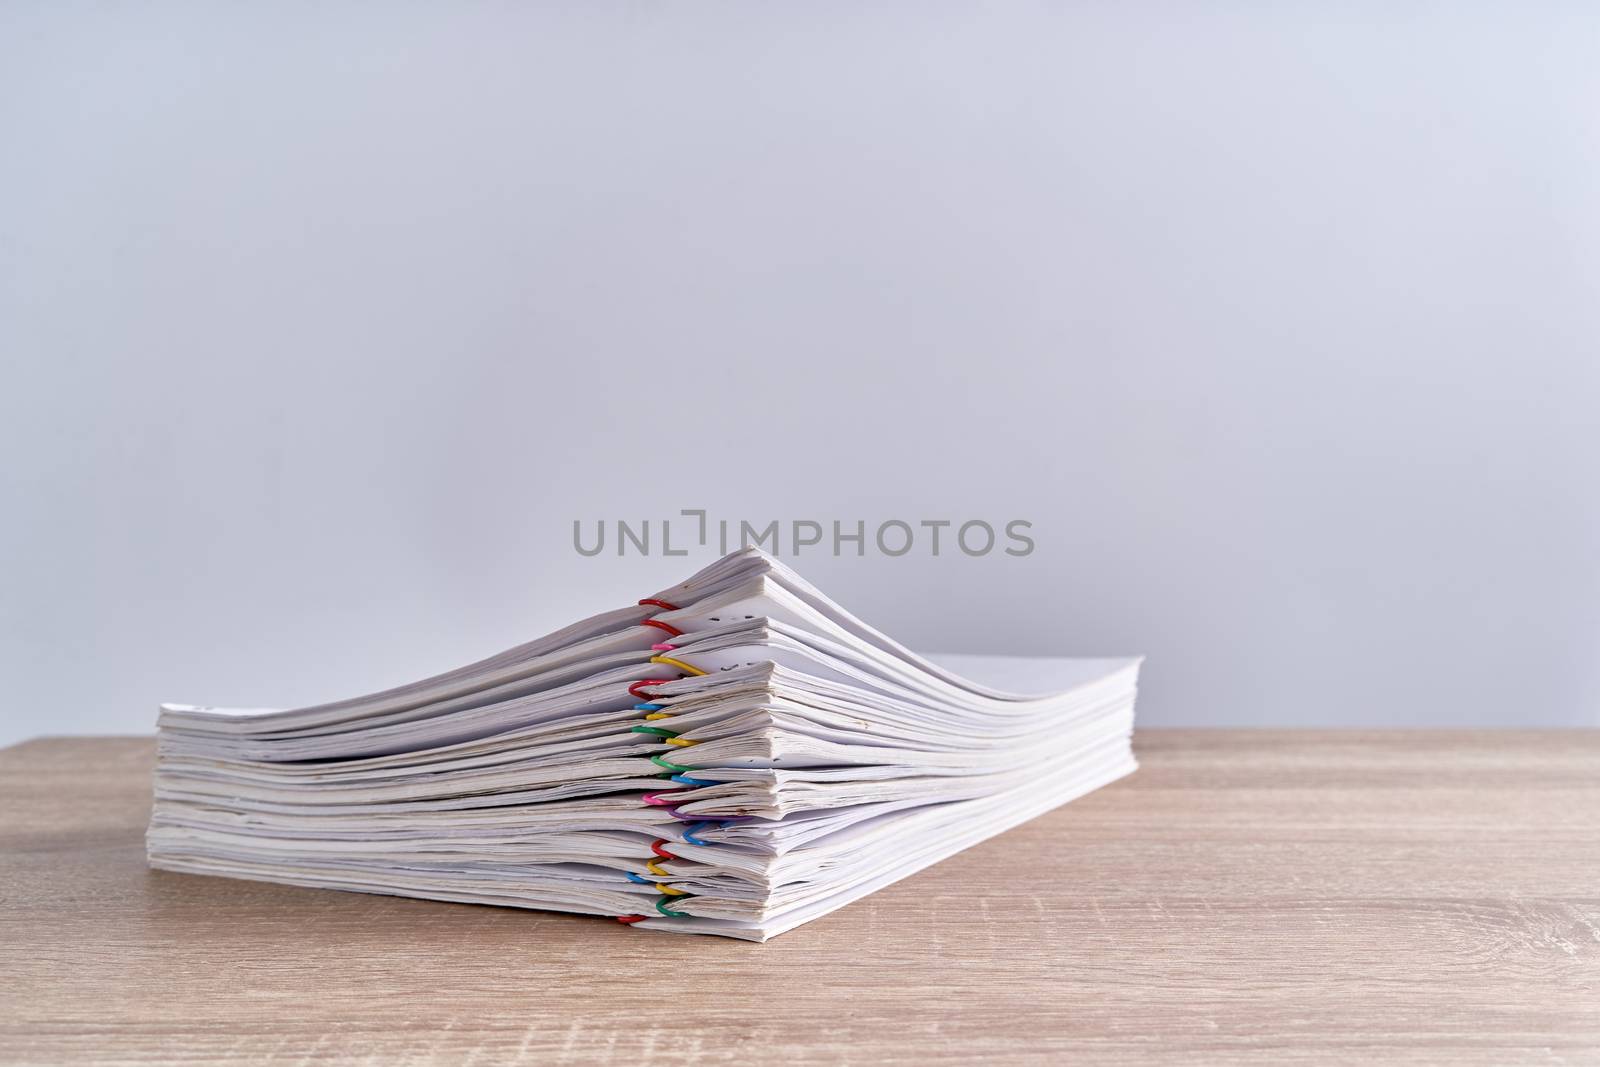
147 549 1140 940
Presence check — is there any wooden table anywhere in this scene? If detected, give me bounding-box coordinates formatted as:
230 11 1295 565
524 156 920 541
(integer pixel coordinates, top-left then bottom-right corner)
3 733 1597 1065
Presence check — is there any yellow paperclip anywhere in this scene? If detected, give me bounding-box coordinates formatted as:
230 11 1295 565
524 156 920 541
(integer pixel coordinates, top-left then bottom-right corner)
649 655 708 677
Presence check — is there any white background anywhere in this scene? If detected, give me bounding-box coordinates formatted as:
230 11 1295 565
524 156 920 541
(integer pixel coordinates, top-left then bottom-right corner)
4 2 1598 746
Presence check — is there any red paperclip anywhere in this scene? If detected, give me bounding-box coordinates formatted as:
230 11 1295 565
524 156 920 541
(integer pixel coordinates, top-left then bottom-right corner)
628 679 671 700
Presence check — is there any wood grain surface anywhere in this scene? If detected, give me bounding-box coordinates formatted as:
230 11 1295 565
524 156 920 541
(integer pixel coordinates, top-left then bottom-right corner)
2 732 1597 1065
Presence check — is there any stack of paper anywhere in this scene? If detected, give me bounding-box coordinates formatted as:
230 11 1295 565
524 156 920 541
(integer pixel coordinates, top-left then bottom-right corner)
147 549 1140 940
